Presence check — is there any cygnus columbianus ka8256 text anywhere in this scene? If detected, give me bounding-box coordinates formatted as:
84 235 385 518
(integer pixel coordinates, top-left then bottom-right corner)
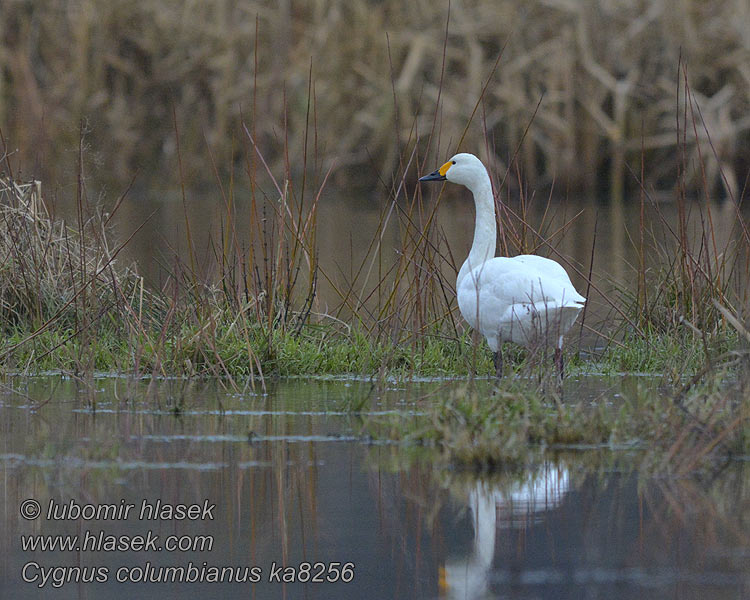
419 153 586 378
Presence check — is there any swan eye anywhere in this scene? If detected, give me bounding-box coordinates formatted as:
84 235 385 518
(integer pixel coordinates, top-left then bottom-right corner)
452 161 456 165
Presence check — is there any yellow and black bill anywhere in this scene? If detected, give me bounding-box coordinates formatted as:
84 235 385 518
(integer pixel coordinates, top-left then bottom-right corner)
418 160 452 182
418 170 446 181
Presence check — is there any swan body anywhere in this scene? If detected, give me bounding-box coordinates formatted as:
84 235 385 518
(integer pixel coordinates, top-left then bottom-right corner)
419 153 585 376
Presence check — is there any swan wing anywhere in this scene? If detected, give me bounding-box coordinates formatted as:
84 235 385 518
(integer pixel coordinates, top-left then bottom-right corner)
458 257 585 306
457 256 585 349
510 255 582 289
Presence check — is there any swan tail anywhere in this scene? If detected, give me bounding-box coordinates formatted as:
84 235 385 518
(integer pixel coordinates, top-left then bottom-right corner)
497 301 584 347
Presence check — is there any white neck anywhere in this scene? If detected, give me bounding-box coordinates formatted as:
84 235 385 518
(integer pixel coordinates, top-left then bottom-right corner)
457 169 496 286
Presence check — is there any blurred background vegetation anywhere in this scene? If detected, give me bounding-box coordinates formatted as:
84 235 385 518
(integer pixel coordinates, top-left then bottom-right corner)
1 0 748 198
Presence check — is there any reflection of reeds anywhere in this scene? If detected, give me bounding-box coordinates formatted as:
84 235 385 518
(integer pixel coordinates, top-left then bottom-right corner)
2 1 749 194
1 378 331 577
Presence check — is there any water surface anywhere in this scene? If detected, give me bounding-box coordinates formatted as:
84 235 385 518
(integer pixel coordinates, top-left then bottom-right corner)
2 377 749 599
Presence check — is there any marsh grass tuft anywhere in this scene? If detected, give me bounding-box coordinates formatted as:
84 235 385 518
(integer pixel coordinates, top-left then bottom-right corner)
370 366 750 476
0 171 155 383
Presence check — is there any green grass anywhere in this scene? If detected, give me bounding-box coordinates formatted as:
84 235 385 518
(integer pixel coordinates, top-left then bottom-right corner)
5 306 735 380
1 316 493 378
586 329 739 377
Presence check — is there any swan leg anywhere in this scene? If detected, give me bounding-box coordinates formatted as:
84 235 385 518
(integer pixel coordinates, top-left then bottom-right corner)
493 349 503 379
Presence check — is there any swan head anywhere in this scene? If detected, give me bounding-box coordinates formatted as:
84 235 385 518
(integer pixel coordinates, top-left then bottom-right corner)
419 153 489 190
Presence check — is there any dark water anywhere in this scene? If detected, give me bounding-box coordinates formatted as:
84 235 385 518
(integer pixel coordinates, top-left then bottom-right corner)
2 377 749 599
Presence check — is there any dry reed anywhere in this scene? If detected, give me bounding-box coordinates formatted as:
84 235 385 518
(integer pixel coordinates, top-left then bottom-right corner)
1 0 748 196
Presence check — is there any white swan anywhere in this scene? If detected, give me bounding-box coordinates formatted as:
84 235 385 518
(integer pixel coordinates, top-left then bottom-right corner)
419 153 586 378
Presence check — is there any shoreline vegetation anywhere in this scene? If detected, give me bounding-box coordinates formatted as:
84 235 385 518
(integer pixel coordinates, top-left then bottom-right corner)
3 170 746 477
1 2 749 472
0 151 744 383
1 63 747 385
0 116 747 387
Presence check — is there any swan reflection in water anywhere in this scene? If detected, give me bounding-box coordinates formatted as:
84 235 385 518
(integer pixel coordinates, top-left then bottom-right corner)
440 462 570 599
